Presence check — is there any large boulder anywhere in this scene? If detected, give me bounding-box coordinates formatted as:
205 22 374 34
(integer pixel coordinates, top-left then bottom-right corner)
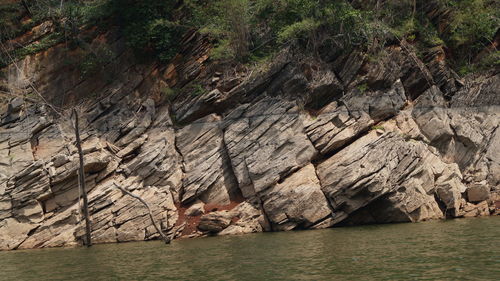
198 200 267 235
467 184 491 203
317 131 466 224
218 201 267 235
262 164 333 231
198 211 232 233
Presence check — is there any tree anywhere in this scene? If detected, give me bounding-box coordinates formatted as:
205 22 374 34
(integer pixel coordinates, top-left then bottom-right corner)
0 0 173 246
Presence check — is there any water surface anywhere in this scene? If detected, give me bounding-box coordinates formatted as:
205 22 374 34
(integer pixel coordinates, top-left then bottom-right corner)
1 217 499 280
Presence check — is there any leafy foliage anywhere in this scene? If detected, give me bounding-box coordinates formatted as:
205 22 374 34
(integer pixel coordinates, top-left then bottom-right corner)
112 0 184 62
444 0 499 66
78 45 115 77
1 0 497 75
0 2 27 42
185 0 375 62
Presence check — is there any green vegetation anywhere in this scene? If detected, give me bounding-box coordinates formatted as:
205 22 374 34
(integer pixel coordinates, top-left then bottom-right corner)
112 0 184 62
0 0 114 68
185 0 376 62
12 32 63 58
78 45 115 77
0 0 497 74
0 1 114 42
374 0 499 74
371 125 386 131
357 83 369 94
161 86 179 101
187 83 206 96
183 0 498 73
0 2 28 42
445 1 498 57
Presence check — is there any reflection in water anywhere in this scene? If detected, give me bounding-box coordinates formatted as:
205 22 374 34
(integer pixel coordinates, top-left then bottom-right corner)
1 217 499 280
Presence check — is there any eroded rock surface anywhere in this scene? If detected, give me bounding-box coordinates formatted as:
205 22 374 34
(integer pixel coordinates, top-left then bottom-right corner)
1 34 498 250
223 98 317 197
262 164 332 231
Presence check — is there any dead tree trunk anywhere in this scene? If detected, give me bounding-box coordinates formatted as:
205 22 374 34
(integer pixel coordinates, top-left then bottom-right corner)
73 109 92 247
112 183 171 244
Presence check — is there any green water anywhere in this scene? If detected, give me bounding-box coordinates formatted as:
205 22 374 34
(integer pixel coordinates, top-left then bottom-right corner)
1 217 499 281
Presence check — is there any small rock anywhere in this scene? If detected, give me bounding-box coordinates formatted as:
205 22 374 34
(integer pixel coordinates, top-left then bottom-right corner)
185 202 205 217
52 154 69 167
48 166 57 177
198 211 232 233
467 184 490 203
9 97 24 112
463 201 490 217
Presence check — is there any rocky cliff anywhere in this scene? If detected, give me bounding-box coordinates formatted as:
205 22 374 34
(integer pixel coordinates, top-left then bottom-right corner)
0 26 499 250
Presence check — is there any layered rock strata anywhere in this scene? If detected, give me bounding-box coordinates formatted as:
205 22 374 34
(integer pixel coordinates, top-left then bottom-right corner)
0 32 498 250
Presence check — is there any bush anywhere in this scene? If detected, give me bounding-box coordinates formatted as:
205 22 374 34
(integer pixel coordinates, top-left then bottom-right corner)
78 45 115 77
188 0 375 62
161 86 179 101
112 0 184 62
2 0 497 74
193 0 251 61
0 2 30 42
277 18 319 44
446 0 499 63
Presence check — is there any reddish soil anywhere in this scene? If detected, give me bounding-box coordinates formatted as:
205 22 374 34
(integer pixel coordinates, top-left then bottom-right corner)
174 204 202 236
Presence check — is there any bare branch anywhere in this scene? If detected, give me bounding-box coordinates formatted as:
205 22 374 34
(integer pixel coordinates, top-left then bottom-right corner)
112 183 172 244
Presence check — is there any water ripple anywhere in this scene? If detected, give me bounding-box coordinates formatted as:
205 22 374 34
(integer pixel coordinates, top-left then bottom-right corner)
0 217 499 280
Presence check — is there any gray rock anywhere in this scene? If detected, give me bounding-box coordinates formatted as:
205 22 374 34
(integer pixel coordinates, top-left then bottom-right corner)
185 202 205 217
176 114 239 204
344 79 407 122
116 134 148 158
317 131 466 224
305 102 373 155
52 154 70 168
198 211 232 233
467 184 490 203
218 201 267 235
174 89 223 124
223 98 317 197
262 164 332 230
451 74 500 107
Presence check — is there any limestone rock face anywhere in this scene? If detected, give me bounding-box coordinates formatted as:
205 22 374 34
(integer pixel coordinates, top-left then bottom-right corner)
1 31 498 250
413 84 500 194
223 98 317 198
0 88 180 250
317 131 467 224
451 74 500 107
176 114 239 205
305 102 373 155
262 164 332 231
305 79 406 156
